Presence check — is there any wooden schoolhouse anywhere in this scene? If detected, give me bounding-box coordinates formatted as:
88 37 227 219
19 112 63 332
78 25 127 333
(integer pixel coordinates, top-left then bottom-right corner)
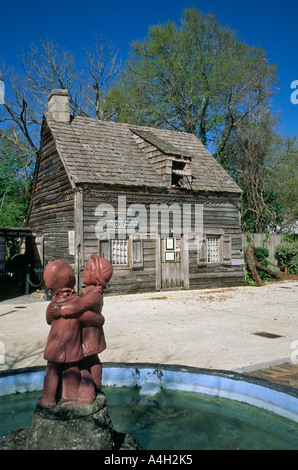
25 89 245 294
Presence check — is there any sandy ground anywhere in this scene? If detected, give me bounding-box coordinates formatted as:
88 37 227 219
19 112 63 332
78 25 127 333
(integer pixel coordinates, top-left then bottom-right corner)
0 280 297 373
100 280 298 371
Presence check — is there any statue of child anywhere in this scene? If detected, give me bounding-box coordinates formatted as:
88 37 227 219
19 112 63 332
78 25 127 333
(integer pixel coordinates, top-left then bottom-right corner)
78 254 113 397
41 255 112 406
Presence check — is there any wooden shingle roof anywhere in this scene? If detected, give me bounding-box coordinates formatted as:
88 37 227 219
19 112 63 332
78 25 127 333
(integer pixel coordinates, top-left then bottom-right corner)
45 113 241 193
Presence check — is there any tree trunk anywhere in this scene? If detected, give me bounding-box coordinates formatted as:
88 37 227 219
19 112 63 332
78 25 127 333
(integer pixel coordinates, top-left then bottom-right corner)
245 240 282 285
245 241 262 285
254 260 281 279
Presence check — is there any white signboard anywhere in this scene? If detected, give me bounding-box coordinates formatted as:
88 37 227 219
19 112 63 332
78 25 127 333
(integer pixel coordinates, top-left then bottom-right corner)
68 230 75 256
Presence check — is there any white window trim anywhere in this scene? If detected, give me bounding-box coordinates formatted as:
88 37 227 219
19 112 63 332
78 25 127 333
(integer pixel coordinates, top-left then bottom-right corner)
111 238 128 266
206 236 220 264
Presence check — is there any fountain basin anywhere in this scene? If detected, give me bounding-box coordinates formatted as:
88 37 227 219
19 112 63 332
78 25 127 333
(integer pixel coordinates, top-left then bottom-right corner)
0 364 297 450
0 363 297 423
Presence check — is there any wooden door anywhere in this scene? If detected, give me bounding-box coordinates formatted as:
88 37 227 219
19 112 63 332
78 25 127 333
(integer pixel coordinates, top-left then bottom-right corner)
161 238 182 289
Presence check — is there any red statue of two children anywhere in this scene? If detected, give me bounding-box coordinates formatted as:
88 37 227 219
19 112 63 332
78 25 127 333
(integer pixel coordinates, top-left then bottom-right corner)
41 254 113 407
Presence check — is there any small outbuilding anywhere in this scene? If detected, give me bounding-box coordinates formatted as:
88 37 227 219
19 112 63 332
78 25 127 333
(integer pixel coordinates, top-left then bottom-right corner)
25 89 245 294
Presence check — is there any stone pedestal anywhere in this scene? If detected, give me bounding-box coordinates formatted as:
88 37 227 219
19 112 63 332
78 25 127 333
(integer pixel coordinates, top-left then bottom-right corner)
25 393 139 450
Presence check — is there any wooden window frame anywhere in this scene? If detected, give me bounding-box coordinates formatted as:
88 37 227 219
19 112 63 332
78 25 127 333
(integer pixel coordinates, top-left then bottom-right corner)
197 230 231 266
98 234 143 269
206 236 220 264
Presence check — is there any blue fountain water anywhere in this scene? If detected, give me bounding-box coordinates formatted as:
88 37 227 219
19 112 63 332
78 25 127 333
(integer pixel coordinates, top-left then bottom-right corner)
1 364 297 450
0 385 297 450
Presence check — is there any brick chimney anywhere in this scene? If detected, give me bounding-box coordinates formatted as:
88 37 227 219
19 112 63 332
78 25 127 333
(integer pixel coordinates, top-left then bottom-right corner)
47 89 70 123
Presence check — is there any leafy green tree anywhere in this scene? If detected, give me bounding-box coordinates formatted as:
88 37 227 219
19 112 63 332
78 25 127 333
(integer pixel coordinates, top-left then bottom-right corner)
265 136 298 232
0 137 33 227
223 114 277 232
108 8 295 234
109 7 278 163
224 115 298 233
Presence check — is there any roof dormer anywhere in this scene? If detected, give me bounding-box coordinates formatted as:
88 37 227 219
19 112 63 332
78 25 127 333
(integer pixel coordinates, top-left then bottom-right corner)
131 128 192 190
171 157 192 190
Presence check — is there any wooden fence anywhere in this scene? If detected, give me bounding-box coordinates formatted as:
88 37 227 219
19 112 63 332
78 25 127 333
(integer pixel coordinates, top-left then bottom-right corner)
242 234 284 272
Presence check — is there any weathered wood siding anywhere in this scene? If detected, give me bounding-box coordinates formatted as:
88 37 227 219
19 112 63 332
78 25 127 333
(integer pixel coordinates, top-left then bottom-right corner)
81 189 245 294
132 133 170 185
26 113 245 294
26 124 75 266
188 202 245 288
82 192 156 294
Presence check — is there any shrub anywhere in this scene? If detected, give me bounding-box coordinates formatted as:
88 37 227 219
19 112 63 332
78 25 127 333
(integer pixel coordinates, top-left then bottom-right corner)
283 234 298 243
253 247 269 267
253 246 274 281
275 241 298 274
288 253 298 275
245 246 272 284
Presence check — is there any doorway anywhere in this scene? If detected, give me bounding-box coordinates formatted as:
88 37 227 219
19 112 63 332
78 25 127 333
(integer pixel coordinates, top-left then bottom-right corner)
161 237 182 289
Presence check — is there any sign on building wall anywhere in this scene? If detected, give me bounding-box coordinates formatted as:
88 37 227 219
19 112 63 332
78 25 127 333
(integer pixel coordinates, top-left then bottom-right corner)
102 214 140 230
68 230 75 256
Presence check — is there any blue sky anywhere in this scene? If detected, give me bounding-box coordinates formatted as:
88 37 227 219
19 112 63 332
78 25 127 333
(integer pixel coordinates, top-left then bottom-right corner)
0 0 297 137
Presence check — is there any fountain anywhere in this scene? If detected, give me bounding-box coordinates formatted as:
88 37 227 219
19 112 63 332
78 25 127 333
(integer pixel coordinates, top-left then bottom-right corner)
0 256 297 450
0 256 140 450
0 364 297 450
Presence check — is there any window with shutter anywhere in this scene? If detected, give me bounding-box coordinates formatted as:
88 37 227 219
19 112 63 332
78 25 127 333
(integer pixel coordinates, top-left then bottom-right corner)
222 235 232 265
197 235 207 266
98 236 111 261
197 233 232 266
98 235 144 268
98 236 128 266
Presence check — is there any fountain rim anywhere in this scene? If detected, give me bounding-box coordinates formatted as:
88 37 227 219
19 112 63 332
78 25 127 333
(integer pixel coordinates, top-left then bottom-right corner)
0 363 297 423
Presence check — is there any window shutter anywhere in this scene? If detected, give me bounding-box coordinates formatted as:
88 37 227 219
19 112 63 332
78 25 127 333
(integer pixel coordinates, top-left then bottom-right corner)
129 235 143 268
197 235 207 266
222 235 231 265
98 235 111 261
